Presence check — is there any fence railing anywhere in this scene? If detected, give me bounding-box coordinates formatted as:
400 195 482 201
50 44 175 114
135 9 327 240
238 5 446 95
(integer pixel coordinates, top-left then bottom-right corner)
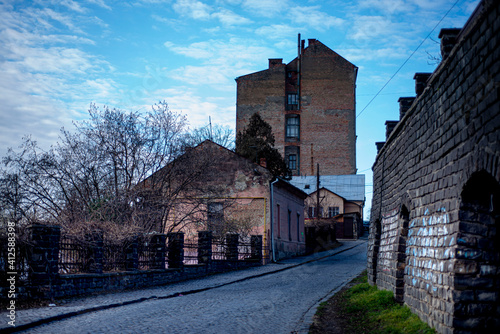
55 232 263 274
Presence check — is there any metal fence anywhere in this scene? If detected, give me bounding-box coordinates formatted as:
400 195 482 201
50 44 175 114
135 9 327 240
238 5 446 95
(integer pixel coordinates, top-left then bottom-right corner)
57 233 263 274
184 238 198 265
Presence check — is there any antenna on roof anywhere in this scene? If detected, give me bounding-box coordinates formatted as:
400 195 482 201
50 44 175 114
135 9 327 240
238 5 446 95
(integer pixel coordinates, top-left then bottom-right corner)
209 116 213 141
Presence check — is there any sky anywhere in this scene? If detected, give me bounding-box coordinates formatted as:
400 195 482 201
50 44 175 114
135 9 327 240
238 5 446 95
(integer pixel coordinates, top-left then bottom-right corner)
0 0 480 217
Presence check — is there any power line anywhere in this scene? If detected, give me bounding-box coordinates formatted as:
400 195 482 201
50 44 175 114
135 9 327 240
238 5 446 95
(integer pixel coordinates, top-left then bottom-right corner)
356 0 460 119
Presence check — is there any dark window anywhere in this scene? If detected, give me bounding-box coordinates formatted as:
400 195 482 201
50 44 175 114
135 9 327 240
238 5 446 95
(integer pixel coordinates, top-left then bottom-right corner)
207 202 224 233
297 213 300 241
287 93 298 106
288 210 292 241
308 206 323 218
277 204 281 239
328 206 340 217
288 154 297 170
286 116 300 139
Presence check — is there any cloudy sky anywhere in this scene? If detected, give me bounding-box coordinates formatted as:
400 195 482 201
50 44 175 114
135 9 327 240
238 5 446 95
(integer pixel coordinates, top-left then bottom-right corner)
0 0 479 216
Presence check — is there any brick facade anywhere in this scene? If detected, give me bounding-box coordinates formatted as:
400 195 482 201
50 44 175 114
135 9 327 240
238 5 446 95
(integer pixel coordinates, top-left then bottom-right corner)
236 38 357 176
367 1 500 333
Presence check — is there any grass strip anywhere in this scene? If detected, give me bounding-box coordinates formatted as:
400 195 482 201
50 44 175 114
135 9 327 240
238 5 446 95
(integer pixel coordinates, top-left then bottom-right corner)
311 272 436 334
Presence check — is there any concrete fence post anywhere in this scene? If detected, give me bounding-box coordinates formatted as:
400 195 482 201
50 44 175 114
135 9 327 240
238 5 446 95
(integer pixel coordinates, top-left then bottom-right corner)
226 234 239 261
84 230 103 274
150 234 166 269
250 235 263 261
198 231 212 264
29 224 60 299
167 232 184 268
125 236 139 271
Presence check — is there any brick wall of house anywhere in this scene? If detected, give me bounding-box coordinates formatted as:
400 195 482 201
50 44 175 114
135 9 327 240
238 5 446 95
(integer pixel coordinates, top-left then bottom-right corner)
367 1 500 332
236 39 357 176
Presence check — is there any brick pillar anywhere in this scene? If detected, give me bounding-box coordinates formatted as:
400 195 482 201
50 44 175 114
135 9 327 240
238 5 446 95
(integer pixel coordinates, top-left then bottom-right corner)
30 224 60 298
250 235 263 261
198 231 212 264
150 235 166 269
167 232 184 268
125 237 139 271
226 234 239 261
413 72 432 96
85 231 103 274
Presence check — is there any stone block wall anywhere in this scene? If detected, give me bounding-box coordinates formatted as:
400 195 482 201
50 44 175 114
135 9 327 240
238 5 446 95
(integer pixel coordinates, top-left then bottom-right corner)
367 1 500 333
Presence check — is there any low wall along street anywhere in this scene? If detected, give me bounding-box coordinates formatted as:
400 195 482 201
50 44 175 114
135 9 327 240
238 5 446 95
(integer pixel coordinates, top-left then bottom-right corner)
0 226 263 303
367 1 500 333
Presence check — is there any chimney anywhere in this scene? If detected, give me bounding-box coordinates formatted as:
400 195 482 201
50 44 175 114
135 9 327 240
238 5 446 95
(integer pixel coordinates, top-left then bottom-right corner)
268 58 283 69
376 142 385 154
398 97 415 119
259 158 267 168
308 39 317 47
438 28 461 60
385 120 399 139
413 73 432 96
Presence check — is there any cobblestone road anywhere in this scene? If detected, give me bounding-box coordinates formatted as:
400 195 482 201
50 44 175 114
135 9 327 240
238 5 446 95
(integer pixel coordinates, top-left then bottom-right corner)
10 239 367 334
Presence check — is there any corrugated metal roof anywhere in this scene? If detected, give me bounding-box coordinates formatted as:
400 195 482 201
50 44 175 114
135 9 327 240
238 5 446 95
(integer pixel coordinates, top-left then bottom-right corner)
289 175 365 202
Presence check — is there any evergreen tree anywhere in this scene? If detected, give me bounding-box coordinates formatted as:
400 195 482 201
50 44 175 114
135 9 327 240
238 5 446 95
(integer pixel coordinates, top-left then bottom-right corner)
235 113 291 179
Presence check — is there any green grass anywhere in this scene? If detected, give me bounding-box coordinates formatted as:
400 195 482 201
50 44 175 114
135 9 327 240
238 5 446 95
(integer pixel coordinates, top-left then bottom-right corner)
337 273 435 334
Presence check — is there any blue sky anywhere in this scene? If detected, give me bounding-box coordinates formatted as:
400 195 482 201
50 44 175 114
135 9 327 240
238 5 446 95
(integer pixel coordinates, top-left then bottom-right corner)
0 0 479 217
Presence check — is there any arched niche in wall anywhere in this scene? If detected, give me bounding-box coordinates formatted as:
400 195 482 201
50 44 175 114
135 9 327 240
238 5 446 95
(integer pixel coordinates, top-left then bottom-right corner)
456 170 500 331
394 205 410 304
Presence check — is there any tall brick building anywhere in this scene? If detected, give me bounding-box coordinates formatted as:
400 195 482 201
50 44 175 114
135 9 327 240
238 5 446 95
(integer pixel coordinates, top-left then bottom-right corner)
235 37 358 176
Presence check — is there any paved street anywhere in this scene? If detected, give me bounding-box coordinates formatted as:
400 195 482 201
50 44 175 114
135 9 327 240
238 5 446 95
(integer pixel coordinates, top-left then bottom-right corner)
9 239 367 334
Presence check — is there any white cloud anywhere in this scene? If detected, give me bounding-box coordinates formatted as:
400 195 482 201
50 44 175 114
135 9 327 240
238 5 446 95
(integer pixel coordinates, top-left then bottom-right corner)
255 24 296 40
338 47 410 62
212 8 252 26
349 15 393 42
164 38 275 90
173 0 213 20
241 0 287 18
358 0 408 14
143 88 235 128
289 6 344 31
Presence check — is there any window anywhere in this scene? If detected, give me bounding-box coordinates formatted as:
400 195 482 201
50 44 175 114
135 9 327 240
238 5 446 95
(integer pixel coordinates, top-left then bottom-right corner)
308 206 323 218
286 116 300 139
288 154 297 170
285 146 300 174
277 204 281 239
287 93 299 110
328 207 340 218
288 210 292 241
207 202 224 233
297 213 300 241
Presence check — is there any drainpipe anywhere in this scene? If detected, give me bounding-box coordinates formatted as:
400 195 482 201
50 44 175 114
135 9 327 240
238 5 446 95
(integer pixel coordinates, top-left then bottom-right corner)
270 178 279 262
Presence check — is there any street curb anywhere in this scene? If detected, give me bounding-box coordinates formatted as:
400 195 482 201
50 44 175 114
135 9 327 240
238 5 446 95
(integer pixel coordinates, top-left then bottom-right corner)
2 240 366 333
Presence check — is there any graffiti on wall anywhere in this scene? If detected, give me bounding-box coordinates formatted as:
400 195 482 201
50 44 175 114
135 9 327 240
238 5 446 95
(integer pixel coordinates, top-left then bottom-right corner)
405 208 453 293
379 209 399 272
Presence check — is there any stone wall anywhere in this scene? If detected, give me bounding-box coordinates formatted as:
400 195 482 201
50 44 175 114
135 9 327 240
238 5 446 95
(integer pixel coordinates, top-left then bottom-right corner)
367 1 500 333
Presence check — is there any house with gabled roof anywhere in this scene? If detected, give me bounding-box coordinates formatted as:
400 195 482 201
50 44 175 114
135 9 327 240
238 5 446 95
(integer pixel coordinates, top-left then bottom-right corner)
144 140 308 261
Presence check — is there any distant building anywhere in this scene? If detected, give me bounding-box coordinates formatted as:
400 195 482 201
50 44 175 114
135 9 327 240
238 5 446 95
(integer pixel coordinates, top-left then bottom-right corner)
144 140 308 261
290 175 365 239
235 37 358 176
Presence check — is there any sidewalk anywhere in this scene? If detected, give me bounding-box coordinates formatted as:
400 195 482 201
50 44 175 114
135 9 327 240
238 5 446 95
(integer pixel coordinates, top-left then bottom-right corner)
1 239 366 333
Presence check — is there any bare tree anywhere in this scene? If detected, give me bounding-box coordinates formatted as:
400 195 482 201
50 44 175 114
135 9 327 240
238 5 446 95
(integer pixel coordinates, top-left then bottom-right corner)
183 124 235 150
2 102 194 240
